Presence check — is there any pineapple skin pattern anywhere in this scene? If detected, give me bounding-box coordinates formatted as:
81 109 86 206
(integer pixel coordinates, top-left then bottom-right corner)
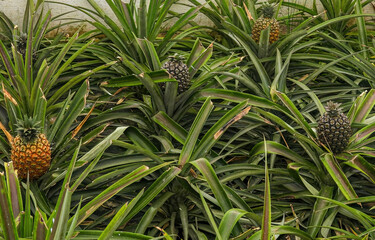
317 101 352 153
252 17 280 44
11 133 51 179
162 57 190 93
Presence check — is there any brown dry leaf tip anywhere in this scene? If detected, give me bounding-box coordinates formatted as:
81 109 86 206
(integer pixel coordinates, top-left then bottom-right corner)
359 90 367 97
313 10 327 19
189 169 198 178
100 81 108 86
276 126 289 149
116 98 125 105
214 106 251 139
226 156 248 164
154 226 162 231
3 85 18 105
113 87 128 96
116 56 123 61
243 3 253 20
38 87 47 101
139 73 145 78
220 53 235 66
259 115 273 125
298 74 309 82
71 102 96 139
290 204 303 226
0 120 12 142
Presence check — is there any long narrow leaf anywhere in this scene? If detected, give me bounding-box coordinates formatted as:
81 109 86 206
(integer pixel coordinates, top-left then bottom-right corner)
191 158 241 235
153 111 188 144
98 189 144 240
0 172 18 240
218 209 247 240
71 165 150 226
179 98 213 166
261 140 271 240
276 91 316 137
321 153 358 200
307 185 334 238
198 188 222 240
121 166 181 224
191 101 249 161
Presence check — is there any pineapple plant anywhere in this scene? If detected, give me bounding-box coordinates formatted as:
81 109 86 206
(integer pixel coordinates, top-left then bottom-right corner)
317 101 352 153
251 91 375 238
251 3 280 44
11 118 51 179
0 1 116 184
162 55 190 93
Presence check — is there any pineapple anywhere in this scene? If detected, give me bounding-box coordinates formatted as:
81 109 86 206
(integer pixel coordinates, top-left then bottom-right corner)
16 33 38 62
11 118 51 180
317 101 352 153
162 55 190 93
251 4 280 44
16 33 28 57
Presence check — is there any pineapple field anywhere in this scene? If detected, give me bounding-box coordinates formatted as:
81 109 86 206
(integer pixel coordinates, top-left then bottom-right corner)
1 0 375 239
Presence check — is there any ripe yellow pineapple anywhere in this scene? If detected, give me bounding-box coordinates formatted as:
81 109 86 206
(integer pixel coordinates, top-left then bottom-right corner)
11 118 51 179
252 4 280 44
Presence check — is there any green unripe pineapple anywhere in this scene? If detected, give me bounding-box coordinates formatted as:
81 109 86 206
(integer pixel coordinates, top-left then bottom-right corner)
162 55 190 93
16 33 38 62
317 101 352 153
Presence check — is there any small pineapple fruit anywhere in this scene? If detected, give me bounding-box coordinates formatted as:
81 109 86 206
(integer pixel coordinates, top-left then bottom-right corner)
16 33 38 62
162 55 190 93
317 101 352 153
251 4 280 44
11 118 51 179
16 33 28 56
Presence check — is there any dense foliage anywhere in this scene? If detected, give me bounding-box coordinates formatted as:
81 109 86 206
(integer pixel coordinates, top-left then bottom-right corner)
0 0 375 239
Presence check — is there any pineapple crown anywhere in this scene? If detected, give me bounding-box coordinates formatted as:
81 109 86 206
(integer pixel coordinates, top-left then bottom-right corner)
261 3 275 18
167 53 185 63
324 101 343 116
16 117 41 143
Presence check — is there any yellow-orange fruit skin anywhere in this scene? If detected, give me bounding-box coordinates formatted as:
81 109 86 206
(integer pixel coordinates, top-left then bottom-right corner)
11 133 51 180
